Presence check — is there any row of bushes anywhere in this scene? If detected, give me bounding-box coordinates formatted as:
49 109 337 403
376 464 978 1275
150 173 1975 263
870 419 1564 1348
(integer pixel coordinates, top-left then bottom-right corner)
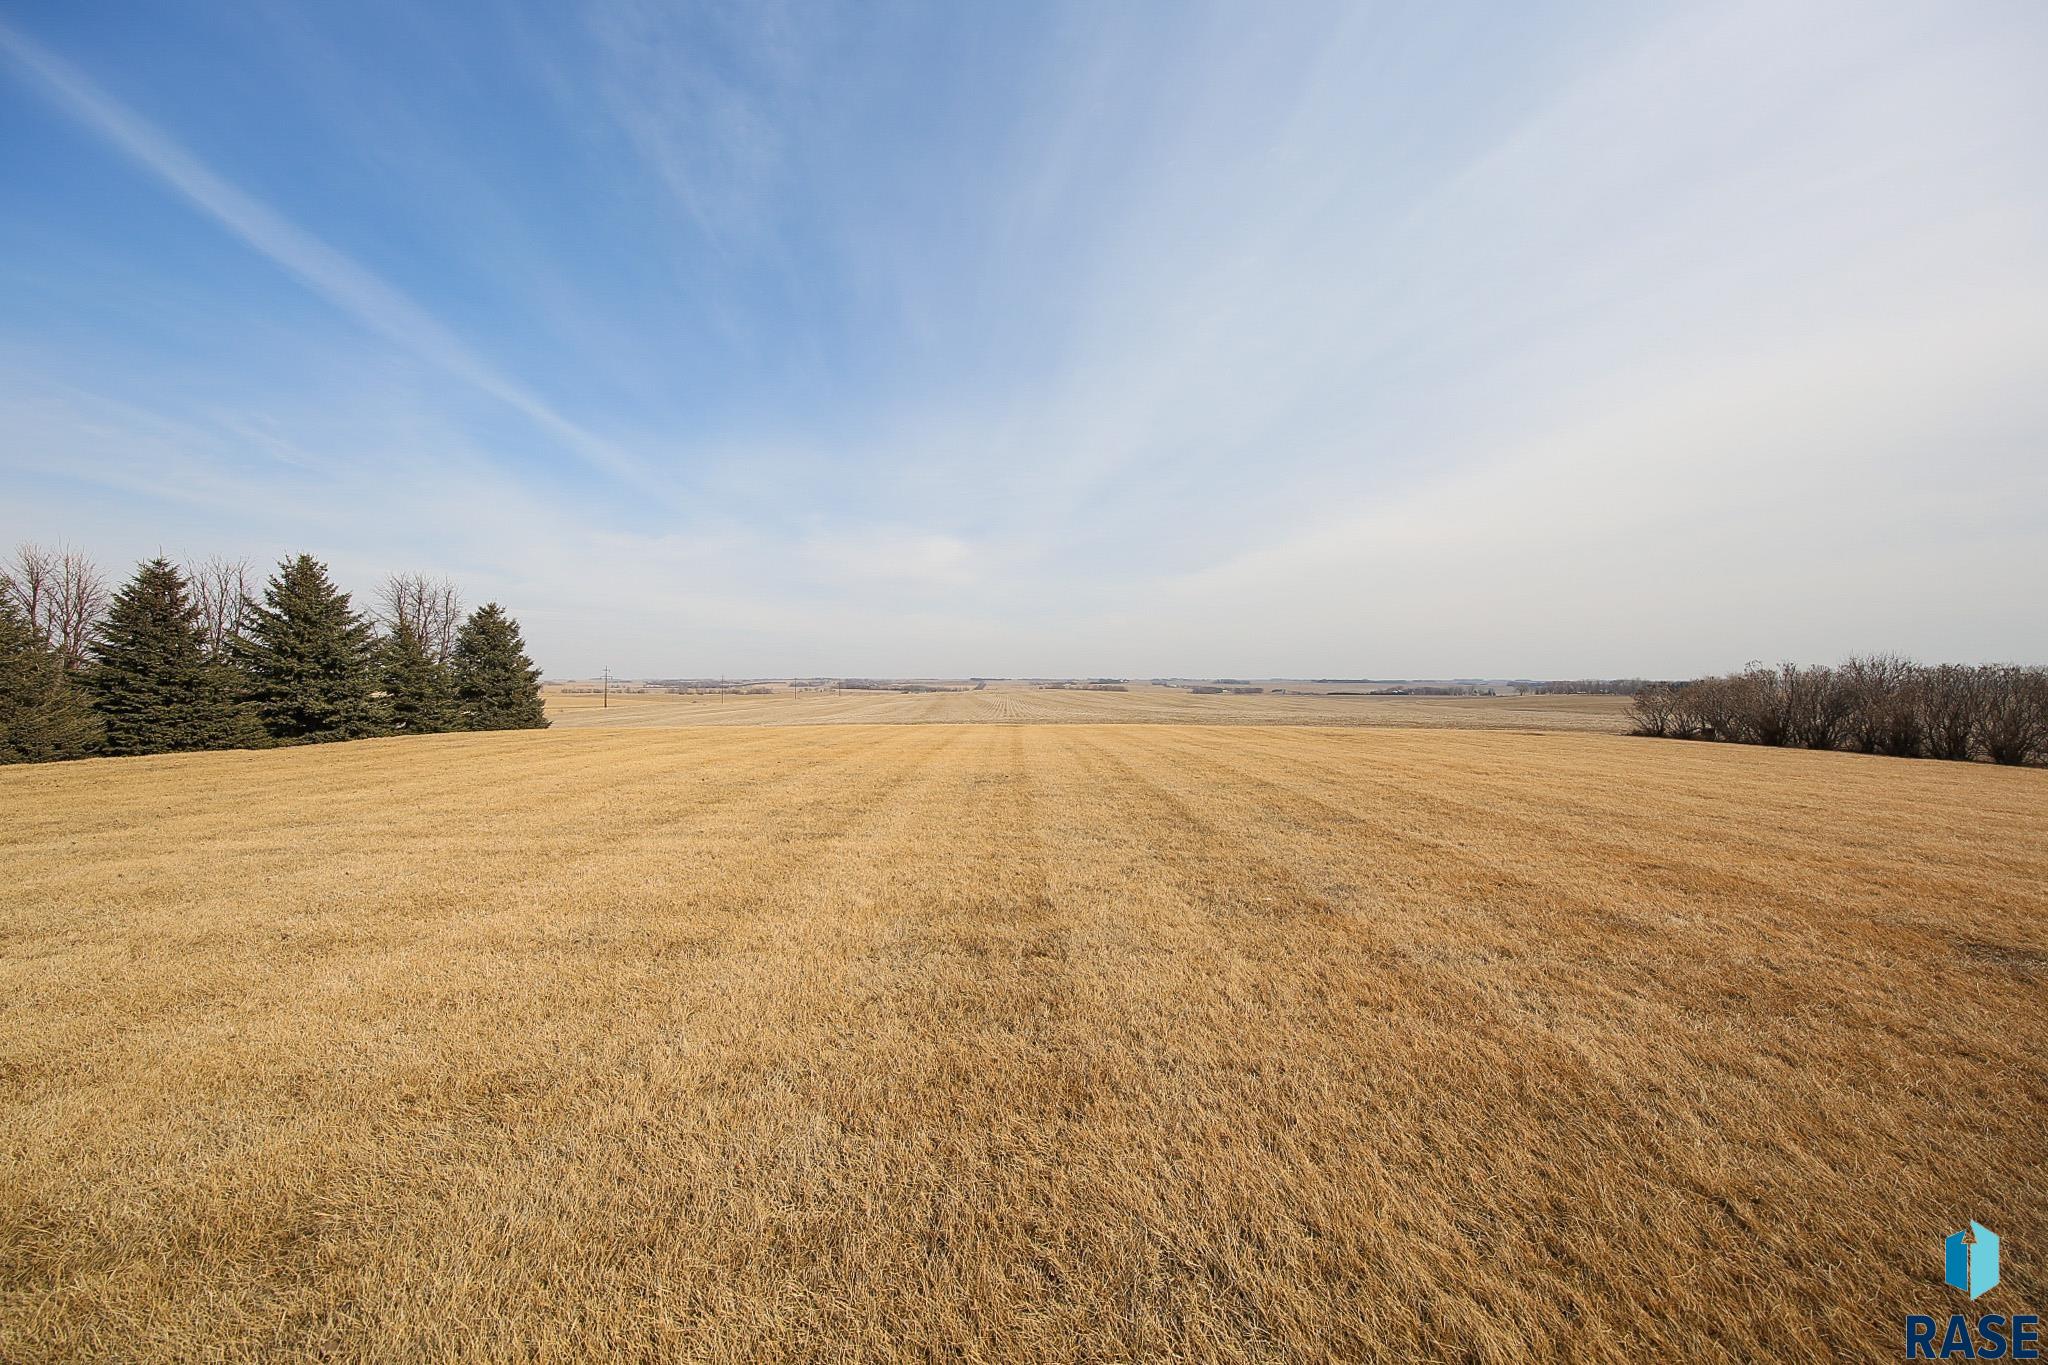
2 549 547 765
1630 657 2048 765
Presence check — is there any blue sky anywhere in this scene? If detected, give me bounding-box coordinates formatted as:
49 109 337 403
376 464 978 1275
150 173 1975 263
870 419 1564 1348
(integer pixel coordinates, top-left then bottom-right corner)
3 0 2044 678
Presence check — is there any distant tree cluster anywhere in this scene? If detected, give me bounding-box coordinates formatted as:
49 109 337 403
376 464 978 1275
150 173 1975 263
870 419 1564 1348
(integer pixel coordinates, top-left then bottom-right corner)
0 545 547 765
1630 657 2048 765
1520 679 1650 696
1362 685 1490 697
837 679 967 693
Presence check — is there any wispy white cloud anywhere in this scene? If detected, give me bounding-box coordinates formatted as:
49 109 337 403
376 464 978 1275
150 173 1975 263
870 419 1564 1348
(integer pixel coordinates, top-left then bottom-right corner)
0 19 656 492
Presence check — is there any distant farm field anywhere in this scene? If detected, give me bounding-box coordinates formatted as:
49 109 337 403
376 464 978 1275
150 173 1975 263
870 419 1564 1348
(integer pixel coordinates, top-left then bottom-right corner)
543 681 1635 731
2 719 2042 1361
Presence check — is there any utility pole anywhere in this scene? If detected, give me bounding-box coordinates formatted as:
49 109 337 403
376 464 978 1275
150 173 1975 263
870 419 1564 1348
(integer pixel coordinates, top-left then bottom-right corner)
601 665 611 709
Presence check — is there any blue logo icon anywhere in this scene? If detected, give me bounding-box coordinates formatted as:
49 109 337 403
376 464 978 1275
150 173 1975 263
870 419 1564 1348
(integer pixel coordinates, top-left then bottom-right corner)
1947 1223 2000 1301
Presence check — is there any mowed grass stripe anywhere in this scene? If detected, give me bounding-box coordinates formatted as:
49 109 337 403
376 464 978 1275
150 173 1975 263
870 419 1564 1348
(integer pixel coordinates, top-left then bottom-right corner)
0 728 946 1090
1155 725 2044 937
1102 726 2041 1353
291 727 1001 1356
1059 726 1678 1357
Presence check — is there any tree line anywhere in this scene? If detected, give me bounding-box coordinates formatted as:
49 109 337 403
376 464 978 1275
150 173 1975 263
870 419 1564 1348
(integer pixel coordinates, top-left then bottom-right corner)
1629 656 2048 765
1 545 546 765
1519 679 1649 696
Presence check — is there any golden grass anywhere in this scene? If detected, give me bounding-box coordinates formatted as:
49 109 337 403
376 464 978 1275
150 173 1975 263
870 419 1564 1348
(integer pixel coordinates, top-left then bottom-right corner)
2 724 2042 1361
543 681 1634 732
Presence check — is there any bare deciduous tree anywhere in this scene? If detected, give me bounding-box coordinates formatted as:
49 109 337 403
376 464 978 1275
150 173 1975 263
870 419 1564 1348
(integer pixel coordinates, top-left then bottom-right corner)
2 544 58 634
376 574 463 663
3 544 107 669
49 550 108 670
187 556 255 659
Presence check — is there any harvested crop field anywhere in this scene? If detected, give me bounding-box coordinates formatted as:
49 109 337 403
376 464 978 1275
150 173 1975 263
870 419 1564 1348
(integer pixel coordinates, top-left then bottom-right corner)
2 722 2043 1361
542 682 1634 732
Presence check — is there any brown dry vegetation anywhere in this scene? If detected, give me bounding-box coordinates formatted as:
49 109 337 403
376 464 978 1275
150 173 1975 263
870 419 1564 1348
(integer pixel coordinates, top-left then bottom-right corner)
2 717 2044 1361
544 681 1634 732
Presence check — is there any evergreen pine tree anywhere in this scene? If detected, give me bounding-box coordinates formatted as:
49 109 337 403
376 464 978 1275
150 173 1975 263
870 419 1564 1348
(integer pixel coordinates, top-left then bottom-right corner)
0 598 102 763
87 558 256 755
381 616 455 734
235 555 384 743
451 603 549 730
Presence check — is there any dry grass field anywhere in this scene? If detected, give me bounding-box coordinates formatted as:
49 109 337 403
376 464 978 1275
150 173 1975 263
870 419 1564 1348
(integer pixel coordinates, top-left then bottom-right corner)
544 681 1634 732
2 714 2043 1361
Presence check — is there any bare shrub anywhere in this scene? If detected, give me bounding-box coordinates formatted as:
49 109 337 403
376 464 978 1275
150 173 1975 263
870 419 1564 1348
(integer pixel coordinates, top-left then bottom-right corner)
1646 658 2043 765
1728 664 1795 747
1671 676 1742 741
1628 684 1678 737
1786 664 1853 750
2035 670 2048 764
1915 664 1982 763
1977 665 2048 766
1841 654 1923 757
